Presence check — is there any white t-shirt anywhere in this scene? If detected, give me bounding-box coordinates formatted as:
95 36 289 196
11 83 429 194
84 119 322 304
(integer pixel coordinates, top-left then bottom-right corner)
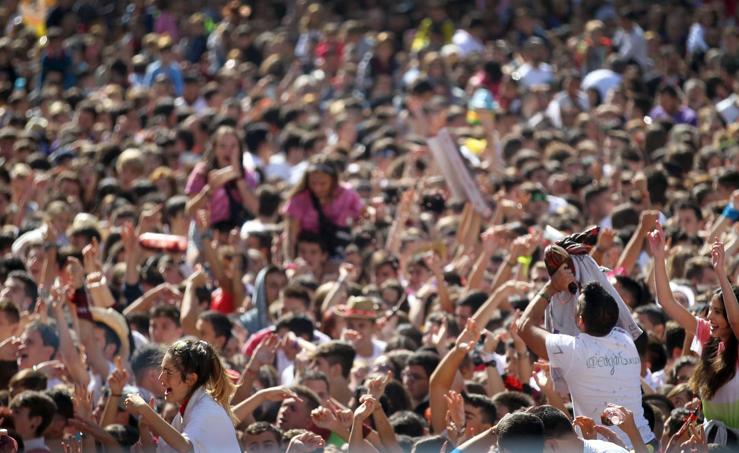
583 439 629 453
158 386 240 453
545 327 654 448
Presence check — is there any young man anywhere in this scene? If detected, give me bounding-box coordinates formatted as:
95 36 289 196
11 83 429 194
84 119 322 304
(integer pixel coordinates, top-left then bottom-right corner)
243 422 283 453
9 390 57 452
130 344 166 402
17 321 59 371
148 305 183 345
402 351 440 417
308 340 356 405
518 282 655 449
529 405 629 452
335 296 385 366
0 298 20 342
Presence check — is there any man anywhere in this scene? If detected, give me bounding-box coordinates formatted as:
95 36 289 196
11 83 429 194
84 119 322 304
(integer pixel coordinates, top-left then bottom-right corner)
275 385 320 432
336 297 385 366
518 282 655 449
17 321 59 371
195 310 232 353
296 232 336 282
149 305 183 345
496 412 545 453
143 36 184 97
0 298 20 342
528 405 628 452
9 390 57 452
130 344 166 401
402 351 440 417
309 340 355 405
298 370 331 402
243 422 283 453
674 201 703 238
1 270 37 313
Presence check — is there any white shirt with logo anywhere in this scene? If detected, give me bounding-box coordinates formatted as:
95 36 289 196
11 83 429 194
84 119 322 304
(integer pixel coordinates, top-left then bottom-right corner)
546 327 654 448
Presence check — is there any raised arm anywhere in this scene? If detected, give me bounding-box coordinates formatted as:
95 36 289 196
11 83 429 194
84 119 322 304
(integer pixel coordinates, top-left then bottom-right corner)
429 318 481 433
617 211 658 275
194 209 231 293
647 222 697 334
180 268 206 337
518 284 565 360
471 281 531 329
49 288 89 388
711 241 739 339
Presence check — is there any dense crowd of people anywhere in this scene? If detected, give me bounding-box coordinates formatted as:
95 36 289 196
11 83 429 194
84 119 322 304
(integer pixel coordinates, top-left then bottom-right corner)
0 0 738 452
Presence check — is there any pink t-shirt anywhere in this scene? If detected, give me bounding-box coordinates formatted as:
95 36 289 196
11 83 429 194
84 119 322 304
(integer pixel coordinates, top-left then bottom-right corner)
185 163 257 225
283 184 364 233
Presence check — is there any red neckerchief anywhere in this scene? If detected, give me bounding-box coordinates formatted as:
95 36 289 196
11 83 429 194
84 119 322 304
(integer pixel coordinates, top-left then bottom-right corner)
179 397 191 417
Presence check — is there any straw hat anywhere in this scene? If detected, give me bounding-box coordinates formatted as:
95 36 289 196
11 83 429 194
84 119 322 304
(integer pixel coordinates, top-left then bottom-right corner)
335 296 380 320
91 307 130 360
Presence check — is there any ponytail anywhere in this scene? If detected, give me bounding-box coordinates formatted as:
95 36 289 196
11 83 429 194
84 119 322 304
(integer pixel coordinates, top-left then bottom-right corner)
206 352 237 424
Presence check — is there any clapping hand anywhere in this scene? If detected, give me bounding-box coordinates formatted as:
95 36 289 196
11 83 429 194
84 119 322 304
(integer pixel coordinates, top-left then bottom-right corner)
286 431 325 453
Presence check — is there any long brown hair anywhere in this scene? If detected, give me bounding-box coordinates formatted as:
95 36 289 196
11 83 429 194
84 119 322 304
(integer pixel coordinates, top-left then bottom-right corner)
689 286 739 400
168 339 237 423
286 154 340 200
202 126 243 172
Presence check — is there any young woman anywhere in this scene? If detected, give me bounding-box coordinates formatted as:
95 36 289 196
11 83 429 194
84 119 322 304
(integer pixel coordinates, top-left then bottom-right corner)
283 155 363 259
185 125 258 228
649 222 739 429
124 339 240 453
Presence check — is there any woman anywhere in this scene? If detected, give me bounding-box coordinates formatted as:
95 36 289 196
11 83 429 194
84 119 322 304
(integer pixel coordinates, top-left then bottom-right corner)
124 339 240 453
283 155 363 259
185 126 258 229
649 222 739 430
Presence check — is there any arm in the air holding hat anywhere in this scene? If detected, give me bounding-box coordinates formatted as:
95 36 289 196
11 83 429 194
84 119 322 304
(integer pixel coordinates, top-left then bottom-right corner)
616 211 659 275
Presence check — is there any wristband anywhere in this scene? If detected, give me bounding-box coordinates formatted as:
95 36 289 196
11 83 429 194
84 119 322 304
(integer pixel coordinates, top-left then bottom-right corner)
70 288 93 321
722 205 739 222
517 255 533 267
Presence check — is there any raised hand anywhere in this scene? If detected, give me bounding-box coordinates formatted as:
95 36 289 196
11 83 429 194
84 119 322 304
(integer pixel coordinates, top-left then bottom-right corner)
82 237 101 274
258 386 301 403
248 334 279 370
444 390 465 433
456 318 481 352
596 228 616 251
107 356 129 395
481 329 501 354
710 241 726 277
532 360 554 393
286 431 326 453
120 221 137 253
123 393 148 415
187 265 208 288
311 406 340 430
573 416 596 440
646 222 666 258
366 371 392 400
354 395 378 421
